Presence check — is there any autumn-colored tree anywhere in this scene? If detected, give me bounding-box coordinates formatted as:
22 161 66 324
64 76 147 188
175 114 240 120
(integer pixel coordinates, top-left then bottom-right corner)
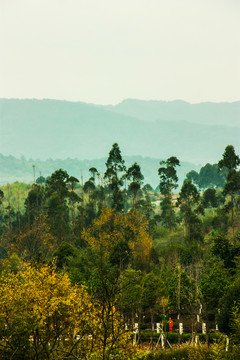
0 262 135 360
82 208 152 264
7 215 57 262
0 263 97 359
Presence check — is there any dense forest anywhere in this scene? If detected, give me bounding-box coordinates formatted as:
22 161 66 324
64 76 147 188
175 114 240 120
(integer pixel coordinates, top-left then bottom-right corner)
0 143 240 360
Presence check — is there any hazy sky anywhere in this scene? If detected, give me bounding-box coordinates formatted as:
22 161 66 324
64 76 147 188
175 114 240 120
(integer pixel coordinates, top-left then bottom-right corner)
1 0 239 105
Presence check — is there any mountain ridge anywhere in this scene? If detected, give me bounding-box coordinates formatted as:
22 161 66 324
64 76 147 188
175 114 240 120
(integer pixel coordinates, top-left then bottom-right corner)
0 98 239 166
103 98 240 126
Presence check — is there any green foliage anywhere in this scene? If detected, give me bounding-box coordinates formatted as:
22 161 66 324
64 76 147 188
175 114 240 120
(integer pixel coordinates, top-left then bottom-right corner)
135 345 213 360
202 188 218 209
218 145 240 173
24 183 44 225
36 175 46 184
45 169 71 243
187 163 225 189
53 241 77 268
143 184 154 192
118 268 143 317
0 182 32 212
176 179 203 241
138 331 222 345
0 190 3 205
218 145 240 232
211 234 240 271
109 240 132 268
199 163 225 189
179 243 203 266
158 157 180 196
231 301 240 345
141 271 160 310
127 162 144 208
104 143 126 211
168 266 196 312
218 275 240 334
200 258 229 313
186 169 199 186
158 156 180 230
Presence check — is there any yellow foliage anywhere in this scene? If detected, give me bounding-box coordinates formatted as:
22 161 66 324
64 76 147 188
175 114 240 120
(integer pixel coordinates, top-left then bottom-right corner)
0 262 136 359
82 209 152 262
8 215 57 260
0 263 97 358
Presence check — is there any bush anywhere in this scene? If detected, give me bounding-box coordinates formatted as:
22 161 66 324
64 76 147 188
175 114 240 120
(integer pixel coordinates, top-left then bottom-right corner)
134 345 212 360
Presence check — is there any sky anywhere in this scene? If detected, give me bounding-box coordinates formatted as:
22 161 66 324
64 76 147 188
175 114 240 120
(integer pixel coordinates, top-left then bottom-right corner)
0 0 239 105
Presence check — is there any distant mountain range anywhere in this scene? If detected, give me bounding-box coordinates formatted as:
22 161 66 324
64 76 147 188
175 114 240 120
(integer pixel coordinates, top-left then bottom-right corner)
104 98 240 126
0 98 239 183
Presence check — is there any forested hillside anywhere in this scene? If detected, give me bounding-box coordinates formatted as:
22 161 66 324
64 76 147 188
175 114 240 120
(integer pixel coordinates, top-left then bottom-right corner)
0 143 240 359
0 153 200 187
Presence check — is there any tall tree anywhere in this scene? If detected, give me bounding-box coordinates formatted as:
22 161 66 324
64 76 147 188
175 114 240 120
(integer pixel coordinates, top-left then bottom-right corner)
158 156 180 229
45 169 70 243
186 164 225 189
83 173 97 226
176 179 203 241
25 184 44 218
186 170 199 187
127 162 144 208
67 176 80 243
218 145 240 234
198 163 225 189
104 143 126 211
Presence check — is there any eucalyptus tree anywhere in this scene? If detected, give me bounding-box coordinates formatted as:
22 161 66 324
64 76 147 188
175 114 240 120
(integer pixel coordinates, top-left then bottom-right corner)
104 143 126 211
187 164 225 190
45 169 70 243
218 145 240 233
89 167 98 182
126 162 144 208
24 184 44 226
176 179 203 241
83 177 97 226
67 176 80 242
186 170 199 187
158 156 180 230
199 163 225 189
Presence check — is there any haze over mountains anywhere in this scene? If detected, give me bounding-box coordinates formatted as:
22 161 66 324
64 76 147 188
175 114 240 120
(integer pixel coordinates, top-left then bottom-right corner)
105 99 240 126
0 98 239 185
